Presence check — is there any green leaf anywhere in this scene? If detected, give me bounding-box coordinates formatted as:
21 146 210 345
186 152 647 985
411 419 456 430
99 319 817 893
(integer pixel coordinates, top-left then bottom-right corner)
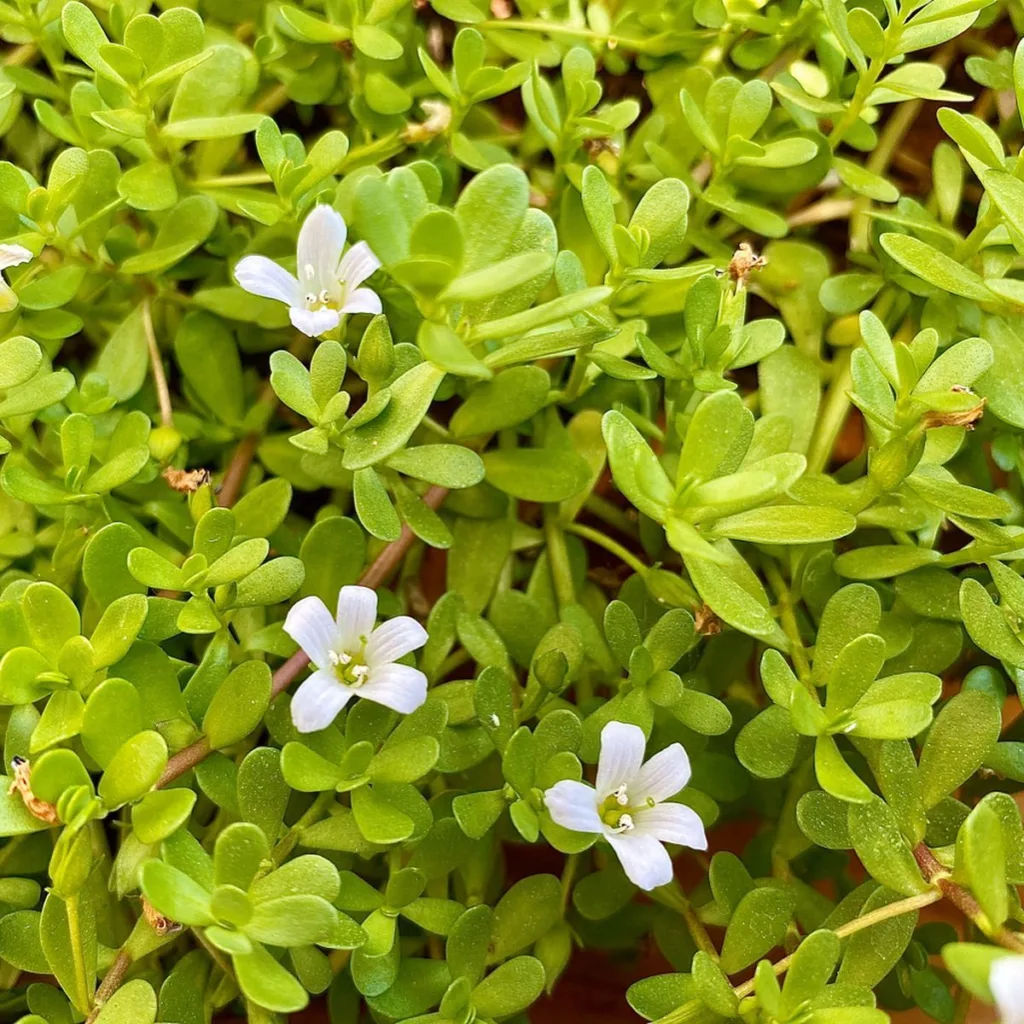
99 731 168 808
880 233 993 302
482 448 591 501
132 788 197 845
449 366 550 437
418 322 492 380
836 887 918 988
234 942 309 1013
344 362 445 470
40 892 97 1015
353 468 402 542
203 661 271 749
719 887 796 974
957 800 1008 927
918 691 1002 809
472 956 546 1017
95 304 148 402
93 980 157 1024
489 874 561 962
847 798 928 896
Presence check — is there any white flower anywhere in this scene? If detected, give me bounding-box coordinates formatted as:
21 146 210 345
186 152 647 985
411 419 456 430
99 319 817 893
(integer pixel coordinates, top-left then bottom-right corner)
991 955 1024 1024
544 721 707 891
0 244 32 314
283 585 428 733
234 206 382 338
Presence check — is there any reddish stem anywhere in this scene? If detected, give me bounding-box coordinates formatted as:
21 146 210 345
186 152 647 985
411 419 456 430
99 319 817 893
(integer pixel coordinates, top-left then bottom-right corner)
217 433 258 508
913 842 1024 952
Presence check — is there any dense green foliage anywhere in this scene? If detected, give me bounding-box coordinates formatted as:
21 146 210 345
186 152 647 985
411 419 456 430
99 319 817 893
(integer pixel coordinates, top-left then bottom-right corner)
0 0 1024 1022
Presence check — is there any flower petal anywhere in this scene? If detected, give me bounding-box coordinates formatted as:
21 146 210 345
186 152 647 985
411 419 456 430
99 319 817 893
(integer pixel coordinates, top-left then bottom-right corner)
291 670 352 733
0 244 32 272
283 596 338 668
606 832 674 891
632 743 691 804
340 287 383 316
595 721 647 799
991 956 1024 1024
290 306 340 338
297 205 347 292
338 241 381 290
365 616 428 666
0 282 17 314
359 663 427 714
336 585 378 650
234 255 299 305
632 802 707 850
544 780 602 834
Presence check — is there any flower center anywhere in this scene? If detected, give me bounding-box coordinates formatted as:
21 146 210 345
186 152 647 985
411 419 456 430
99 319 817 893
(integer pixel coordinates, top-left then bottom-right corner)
328 648 369 688
302 264 343 311
599 785 656 833
601 785 635 832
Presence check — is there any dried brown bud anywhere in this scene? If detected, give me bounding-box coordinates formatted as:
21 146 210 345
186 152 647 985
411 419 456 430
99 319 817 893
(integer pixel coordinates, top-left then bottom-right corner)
162 467 212 493
8 756 59 824
728 242 767 285
922 391 987 431
694 604 722 636
142 896 181 936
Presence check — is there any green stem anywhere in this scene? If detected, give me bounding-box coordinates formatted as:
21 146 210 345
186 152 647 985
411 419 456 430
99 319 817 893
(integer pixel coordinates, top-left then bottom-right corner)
192 171 274 188
565 522 648 577
66 893 93 1014
829 57 884 150
192 926 235 980
806 349 853 475
583 494 639 537
654 889 941 1024
850 42 957 251
65 197 126 243
650 884 719 960
560 344 594 403
953 207 1000 263
560 854 579 914
476 19 660 53
763 560 811 684
545 506 576 609
271 791 334 867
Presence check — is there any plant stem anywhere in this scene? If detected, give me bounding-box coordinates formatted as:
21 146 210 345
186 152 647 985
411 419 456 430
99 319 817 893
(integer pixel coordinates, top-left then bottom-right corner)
733 889 942 999
86 949 132 1023
155 485 449 790
829 56 883 150
217 433 258 508
66 893 93 1015
477 19 660 54
192 171 274 188
192 926 234 980
560 854 579 913
583 494 638 537
544 505 576 609
270 791 334 867
142 298 173 430
913 843 1024 952
218 333 310 507
565 521 649 578
654 889 941 1024
650 884 719 960
329 949 352 974
763 560 811 684
806 349 853 475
